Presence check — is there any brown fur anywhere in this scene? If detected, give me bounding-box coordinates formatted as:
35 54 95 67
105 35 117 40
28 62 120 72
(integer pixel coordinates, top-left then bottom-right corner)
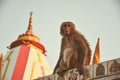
53 22 91 75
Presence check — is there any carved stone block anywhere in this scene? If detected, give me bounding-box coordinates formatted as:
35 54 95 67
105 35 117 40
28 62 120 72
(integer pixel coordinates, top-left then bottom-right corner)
108 58 120 75
83 65 93 80
93 61 107 78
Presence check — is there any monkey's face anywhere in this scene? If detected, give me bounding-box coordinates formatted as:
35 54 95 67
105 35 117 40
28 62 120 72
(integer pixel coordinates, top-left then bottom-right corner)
60 22 75 36
61 24 72 36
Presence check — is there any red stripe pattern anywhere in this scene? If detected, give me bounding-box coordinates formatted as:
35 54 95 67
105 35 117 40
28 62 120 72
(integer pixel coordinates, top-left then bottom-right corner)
11 45 30 80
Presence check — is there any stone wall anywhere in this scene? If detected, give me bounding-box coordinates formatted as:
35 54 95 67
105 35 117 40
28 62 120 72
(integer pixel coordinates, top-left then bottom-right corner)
35 58 120 80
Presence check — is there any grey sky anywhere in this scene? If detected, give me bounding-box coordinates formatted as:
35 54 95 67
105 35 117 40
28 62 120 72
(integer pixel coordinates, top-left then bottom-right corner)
0 0 120 70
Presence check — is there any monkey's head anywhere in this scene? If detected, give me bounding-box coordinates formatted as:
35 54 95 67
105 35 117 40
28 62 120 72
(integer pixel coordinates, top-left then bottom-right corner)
60 22 76 36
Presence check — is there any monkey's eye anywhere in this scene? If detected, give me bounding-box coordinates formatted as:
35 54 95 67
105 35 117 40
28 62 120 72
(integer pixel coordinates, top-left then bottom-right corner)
62 25 67 28
67 24 71 27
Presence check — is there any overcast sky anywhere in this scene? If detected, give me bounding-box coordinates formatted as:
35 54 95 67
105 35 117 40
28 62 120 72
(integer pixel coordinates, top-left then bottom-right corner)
0 0 120 70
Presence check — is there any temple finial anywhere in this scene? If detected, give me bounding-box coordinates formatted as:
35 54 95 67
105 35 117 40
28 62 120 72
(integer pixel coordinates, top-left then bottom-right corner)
30 12 33 17
26 12 33 34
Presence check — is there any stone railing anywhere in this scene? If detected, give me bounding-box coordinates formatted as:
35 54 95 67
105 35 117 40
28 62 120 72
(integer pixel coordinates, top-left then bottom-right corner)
35 58 120 80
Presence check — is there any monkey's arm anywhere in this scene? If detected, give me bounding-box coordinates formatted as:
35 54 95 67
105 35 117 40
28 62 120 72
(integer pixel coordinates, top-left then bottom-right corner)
77 43 86 66
73 32 86 66
71 32 87 75
53 38 64 74
53 52 63 74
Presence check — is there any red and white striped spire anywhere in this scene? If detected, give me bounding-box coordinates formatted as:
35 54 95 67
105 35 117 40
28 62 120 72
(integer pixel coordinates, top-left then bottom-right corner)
2 12 52 80
10 12 46 54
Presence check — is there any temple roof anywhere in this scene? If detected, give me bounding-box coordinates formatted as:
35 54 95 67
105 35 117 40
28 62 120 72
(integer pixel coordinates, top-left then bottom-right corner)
10 12 46 54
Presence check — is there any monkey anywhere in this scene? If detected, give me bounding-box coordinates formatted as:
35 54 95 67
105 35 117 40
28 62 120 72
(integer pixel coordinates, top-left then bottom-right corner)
53 21 91 76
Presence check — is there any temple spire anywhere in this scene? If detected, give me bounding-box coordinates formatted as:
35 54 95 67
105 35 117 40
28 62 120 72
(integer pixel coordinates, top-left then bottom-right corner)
26 12 33 34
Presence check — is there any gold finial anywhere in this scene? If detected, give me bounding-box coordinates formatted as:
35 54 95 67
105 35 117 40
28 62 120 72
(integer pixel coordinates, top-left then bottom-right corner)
98 37 100 41
30 12 33 17
28 12 33 30
26 12 33 34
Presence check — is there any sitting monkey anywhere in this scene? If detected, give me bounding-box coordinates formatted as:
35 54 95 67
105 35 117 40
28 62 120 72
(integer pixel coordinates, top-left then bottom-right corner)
53 22 91 76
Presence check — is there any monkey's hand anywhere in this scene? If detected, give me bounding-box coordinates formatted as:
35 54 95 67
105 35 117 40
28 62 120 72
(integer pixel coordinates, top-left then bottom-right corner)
56 68 67 76
77 65 84 75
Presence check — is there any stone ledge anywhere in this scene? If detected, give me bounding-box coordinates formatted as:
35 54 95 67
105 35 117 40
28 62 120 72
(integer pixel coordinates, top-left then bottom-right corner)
35 58 120 80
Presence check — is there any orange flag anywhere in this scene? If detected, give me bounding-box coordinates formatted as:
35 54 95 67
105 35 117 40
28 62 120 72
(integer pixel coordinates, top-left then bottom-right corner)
92 38 100 64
